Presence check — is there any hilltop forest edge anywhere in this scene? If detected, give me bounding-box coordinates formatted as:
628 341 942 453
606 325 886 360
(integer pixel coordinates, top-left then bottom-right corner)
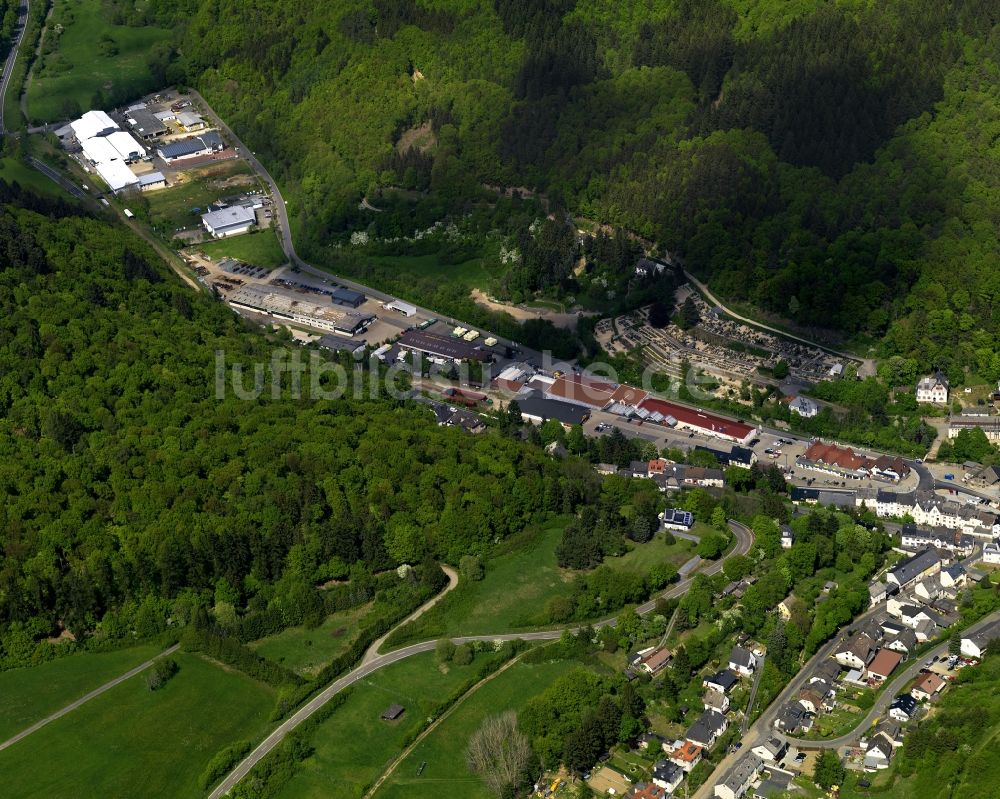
40 0 1000 386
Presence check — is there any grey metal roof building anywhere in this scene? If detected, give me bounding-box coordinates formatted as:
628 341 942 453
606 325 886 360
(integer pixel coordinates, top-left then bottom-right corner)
516 395 591 427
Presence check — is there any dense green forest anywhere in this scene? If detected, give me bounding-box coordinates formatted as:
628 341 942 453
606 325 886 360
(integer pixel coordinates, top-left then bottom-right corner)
0 185 601 667
110 0 1000 377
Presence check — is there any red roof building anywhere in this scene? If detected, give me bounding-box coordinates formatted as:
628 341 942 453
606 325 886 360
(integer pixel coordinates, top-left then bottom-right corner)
639 397 756 444
867 649 904 681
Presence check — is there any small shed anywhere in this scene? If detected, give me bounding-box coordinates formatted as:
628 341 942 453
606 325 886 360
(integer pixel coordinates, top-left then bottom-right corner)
381 704 405 721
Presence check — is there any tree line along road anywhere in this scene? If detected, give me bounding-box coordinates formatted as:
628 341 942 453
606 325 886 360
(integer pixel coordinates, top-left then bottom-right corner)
208 520 753 797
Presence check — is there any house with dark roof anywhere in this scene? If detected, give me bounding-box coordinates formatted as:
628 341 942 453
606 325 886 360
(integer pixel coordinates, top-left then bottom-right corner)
835 632 875 670
751 735 789 763
703 670 739 694
729 646 757 677
889 693 917 722
686 709 728 750
773 703 810 734
651 760 684 793
714 753 763 799
887 549 941 590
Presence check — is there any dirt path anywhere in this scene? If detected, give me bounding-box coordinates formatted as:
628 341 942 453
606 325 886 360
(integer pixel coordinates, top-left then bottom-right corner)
470 288 593 330
362 565 458 665
364 652 525 798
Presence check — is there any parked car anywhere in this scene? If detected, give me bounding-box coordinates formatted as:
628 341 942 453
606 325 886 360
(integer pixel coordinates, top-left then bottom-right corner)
944 473 955 480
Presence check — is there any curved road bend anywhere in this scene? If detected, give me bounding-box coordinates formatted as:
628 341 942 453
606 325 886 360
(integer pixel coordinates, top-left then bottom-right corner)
0 643 181 753
691 544 989 799
0 0 29 134
210 521 753 796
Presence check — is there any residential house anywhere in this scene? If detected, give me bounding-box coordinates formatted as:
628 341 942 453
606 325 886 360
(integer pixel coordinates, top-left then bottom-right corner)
916 372 949 404
628 784 668 799
913 618 939 643
864 738 894 771
595 463 619 476
669 739 703 772
873 718 904 748
780 525 795 550
869 581 888 607
983 542 1000 565
651 760 684 793
704 689 731 713
884 628 917 655
886 549 942 590
911 672 946 702
969 465 1000 490
729 646 758 677
789 395 819 418
686 709 728 750
798 687 826 714
640 648 673 676
629 460 652 478
888 694 918 722
900 525 974 558
961 619 1000 659
703 670 739 695
682 466 726 487
811 660 842 685
751 735 789 764
867 649 903 682
940 564 968 590
773 703 810 734
714 754 763 799
835 632 875 670
661 508 695 531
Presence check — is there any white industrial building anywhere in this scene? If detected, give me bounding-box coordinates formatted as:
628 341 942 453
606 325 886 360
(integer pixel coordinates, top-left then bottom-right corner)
202 205 256 238
69 110 117 141
94 160 140 193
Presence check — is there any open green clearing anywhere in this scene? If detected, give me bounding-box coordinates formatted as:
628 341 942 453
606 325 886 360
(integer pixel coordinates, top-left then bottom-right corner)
194 228 286 268
0 643 160 742
605 529 698 574
0 157 65 198
388 522 699 644
0 652 274 798
366 252 493 293
250 603 373 677
275 651 500 799
143 160 256 234
375 659 582 799
26 0 172 123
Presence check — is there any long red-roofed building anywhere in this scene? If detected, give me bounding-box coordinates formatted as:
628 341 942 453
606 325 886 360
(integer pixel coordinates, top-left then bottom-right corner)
638 397 756 445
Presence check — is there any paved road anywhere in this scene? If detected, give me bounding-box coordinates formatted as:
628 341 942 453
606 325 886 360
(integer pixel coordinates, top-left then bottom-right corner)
0 0 28 133
0 643 180 752
28 156 86 199
210 520 754 796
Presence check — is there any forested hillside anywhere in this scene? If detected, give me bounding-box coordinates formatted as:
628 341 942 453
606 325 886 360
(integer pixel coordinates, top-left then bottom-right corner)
125 0 1000 378
0 185 596 666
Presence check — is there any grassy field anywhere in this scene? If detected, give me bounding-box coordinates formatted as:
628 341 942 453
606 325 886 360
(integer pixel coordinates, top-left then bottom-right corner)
0 652 275 798
375 659 581 799
250 603 373 677
194 228 287 268
144 160 256 234
275 652 503 799
368 252 493 292
606 529 697 574
387 522 700 645
25 0 173 123
0 644 161 742
0 157 66 197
